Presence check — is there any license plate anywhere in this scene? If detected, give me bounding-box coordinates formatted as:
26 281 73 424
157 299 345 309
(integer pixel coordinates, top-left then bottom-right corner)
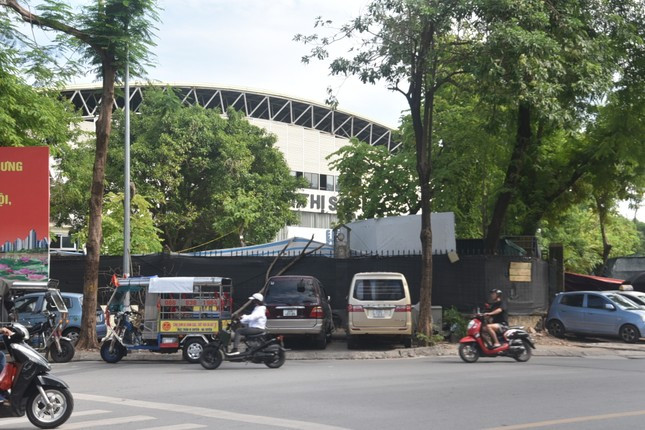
371 309 386 318
283 309 297 317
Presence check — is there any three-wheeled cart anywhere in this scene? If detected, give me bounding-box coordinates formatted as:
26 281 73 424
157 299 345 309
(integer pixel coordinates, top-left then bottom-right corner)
100 276 233 363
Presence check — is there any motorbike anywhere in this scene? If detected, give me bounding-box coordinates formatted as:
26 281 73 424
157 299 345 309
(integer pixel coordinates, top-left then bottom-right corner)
0 323 74 428
27 310 75 364
100 310 143 363
458 314 535 363
199 320 286 370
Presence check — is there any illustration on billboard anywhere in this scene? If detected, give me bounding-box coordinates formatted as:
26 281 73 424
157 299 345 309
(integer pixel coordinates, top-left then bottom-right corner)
0 146 50 282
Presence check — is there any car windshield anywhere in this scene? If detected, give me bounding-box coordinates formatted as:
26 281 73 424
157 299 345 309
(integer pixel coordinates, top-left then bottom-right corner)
606 293 641 310
353 279 405 301
265 279 318 305
626 294 645 306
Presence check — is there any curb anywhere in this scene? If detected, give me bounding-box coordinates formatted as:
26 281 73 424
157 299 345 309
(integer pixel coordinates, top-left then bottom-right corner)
69 343 645 362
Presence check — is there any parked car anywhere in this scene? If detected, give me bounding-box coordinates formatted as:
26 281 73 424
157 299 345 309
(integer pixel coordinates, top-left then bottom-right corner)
14 292 107 343
546 291 645 343
347 272 413 348
615 290 645 308
264 275 334 349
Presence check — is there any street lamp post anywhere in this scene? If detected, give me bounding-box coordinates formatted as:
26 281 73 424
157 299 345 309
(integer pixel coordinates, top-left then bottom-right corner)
123 48 131 279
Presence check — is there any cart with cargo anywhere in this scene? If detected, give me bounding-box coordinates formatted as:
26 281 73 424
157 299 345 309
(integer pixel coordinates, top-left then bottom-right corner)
100 276 233 363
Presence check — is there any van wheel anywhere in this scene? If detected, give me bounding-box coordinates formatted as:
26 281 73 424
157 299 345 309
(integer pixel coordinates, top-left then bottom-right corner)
347 335 358 350
403 335 414 348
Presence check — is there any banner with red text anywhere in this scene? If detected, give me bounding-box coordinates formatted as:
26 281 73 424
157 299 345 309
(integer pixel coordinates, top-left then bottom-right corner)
0 146 50 282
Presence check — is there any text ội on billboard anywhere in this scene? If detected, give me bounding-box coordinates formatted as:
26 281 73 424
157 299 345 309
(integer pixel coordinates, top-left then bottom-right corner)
0 147 50 282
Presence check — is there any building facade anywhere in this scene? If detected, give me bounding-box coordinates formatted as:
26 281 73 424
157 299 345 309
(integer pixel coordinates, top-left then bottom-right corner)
61 83 396 238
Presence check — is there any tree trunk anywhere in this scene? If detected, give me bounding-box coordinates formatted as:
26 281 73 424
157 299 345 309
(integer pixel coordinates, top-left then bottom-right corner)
415 86 435 339
485 102 532 253
595 195 612 273
76 64 116 350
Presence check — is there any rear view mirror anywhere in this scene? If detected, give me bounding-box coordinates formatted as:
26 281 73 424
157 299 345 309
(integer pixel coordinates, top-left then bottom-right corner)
605 303 616 311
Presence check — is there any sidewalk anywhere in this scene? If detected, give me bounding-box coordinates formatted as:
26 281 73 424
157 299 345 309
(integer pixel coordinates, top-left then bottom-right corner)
72 334 645 362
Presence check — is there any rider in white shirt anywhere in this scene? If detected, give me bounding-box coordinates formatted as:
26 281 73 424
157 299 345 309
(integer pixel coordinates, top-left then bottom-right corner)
229 293 266 355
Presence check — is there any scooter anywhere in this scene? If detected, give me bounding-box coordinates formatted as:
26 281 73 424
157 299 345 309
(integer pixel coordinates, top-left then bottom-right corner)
458 314 535 363
27 310 75 363
0 323 73 428
200 320 286 370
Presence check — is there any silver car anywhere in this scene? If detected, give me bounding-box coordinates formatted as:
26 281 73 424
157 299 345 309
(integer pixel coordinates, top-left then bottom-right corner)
546 291 645 343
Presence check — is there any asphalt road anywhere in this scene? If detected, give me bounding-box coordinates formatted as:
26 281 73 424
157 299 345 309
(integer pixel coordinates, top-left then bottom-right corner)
5 354 645 430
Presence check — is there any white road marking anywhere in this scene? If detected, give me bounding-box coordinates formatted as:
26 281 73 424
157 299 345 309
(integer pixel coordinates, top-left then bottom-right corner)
139 425 207 430
60 415 155 429
75 393 351 430
0 409 109 427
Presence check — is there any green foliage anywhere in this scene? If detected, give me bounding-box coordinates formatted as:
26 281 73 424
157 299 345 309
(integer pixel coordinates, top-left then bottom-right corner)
635 220 645 256
0 63 78 150
443 306 467 339
540 203 641 273
74 192 163 255
414 332 444 347
324 0 645 252
55 87 306 252
328 137 419 224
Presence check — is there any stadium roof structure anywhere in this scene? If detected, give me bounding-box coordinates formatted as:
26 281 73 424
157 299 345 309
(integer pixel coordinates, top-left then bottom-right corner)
61 82 398 150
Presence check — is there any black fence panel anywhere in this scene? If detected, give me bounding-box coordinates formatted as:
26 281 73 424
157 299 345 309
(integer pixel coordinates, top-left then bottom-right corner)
50 253 550 315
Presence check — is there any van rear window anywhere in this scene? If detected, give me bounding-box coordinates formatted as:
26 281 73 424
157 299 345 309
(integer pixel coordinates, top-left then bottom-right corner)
265 279 318 305
353 279 405 301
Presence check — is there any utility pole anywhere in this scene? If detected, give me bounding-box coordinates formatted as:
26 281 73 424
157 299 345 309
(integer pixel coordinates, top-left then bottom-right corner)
123 48 131 280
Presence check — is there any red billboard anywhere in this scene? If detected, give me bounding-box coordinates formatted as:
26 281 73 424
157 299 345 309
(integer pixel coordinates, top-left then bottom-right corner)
0 146 50 282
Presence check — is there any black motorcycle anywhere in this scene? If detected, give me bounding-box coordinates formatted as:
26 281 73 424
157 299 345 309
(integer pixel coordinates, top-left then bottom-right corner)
0 323 73 428
28 310 75 364
199 320 286 370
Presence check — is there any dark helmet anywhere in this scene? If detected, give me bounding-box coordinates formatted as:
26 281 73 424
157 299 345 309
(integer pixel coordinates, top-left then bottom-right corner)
489 289 502 296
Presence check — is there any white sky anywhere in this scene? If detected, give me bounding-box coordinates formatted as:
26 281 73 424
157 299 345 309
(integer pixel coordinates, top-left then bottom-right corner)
69 0 409 129
24 0 644 221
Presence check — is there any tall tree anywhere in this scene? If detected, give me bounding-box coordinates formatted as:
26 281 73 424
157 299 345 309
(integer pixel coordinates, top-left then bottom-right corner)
54 88 306 251
477 0 644 251
0 11 77 149
1 0 159 349
329 82 509 239
297 0 479 339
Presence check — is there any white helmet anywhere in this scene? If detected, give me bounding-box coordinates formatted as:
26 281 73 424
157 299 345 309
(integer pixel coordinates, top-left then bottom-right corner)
249 293 264 302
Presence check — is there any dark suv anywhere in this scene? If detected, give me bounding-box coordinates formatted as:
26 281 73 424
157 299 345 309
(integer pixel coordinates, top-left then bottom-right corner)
264 275 334 349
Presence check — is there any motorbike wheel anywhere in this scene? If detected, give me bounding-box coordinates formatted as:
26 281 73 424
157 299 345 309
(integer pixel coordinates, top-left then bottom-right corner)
264 348 286 368
26 386 74 429
100 341 126 363
182 338 206 363
458 342 479 363
200 346 224 370
513 340 532 362
50 339 75 363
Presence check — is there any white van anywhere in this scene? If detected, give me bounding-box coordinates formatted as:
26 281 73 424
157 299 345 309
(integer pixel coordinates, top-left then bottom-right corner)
347 272 413 348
